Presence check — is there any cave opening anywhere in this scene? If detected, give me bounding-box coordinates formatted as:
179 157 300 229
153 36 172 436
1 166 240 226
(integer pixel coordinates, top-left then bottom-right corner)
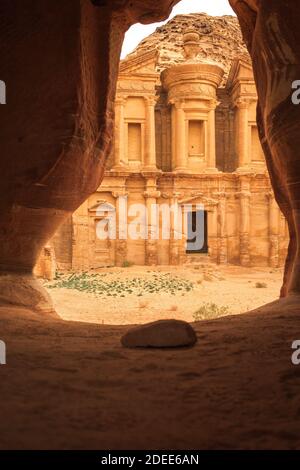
32 0 285 327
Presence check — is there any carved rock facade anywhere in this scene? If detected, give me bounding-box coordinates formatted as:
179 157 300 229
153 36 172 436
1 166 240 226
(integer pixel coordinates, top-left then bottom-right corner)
51 15 288 270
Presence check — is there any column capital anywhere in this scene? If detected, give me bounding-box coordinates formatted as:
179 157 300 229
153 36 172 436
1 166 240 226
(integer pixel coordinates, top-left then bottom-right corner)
212 191 229 200
112 190 128 198
144 190 161 199
208 98 220 110
144 95 157 107
235 190 251 200
171 98 185 109
235 97 250 109
115 96 127 106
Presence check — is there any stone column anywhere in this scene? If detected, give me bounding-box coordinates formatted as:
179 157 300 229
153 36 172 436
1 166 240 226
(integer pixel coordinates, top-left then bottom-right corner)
228 108 235 172
174 101 187 172
237 183 251 266
209 205 219 262
160 107 169 171
236 98 249 171
72 211 90 271
113 97 127 169
144 186 160 265
144 97 157 170
268 192 280 268
215 191 228 264
205 100 219 173
112 190 128 266
169 192 182 264
179 200 188 265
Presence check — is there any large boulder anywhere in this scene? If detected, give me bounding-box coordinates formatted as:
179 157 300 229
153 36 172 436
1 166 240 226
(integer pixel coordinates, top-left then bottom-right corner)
121 319 197 348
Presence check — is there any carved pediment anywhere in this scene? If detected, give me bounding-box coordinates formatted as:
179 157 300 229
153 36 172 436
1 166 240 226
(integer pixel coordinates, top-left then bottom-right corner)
119 49 159 75
89 200 115 214
226 57 254 89
179 192 218 207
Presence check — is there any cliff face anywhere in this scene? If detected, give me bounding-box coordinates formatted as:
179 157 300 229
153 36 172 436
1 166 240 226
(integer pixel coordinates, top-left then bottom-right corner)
229 0 300 298
125 13 250 85
0 0 179 314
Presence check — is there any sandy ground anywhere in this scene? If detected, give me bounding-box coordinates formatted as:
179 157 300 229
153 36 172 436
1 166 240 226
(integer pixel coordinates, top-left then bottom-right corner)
45 265 283 325
1 293 300 450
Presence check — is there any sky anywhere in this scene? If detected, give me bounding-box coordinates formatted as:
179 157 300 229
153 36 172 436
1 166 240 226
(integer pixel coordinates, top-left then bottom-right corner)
121 0 235 59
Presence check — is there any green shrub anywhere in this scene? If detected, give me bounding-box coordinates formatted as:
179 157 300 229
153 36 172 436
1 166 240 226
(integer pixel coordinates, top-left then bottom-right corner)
122 260 134 268
193 302 229 321
255 282 267 288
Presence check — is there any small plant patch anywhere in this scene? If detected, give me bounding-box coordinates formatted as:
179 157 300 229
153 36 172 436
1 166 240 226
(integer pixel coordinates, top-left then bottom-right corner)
46 272 194 298
255 282 267 288
193 302 229 321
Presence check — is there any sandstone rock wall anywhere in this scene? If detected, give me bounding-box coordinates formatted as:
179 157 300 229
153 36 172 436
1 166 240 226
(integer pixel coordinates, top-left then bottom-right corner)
0 0 181 313
229 0 300 297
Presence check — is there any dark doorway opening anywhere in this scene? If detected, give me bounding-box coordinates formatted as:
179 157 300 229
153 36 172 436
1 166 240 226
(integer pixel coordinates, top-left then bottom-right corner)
186 210 208 254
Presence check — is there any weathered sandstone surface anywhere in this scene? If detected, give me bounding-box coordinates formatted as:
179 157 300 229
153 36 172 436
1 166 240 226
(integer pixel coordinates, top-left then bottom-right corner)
229 0 300 297
1 301 300 449
125 13 249 85
0 0 180 313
